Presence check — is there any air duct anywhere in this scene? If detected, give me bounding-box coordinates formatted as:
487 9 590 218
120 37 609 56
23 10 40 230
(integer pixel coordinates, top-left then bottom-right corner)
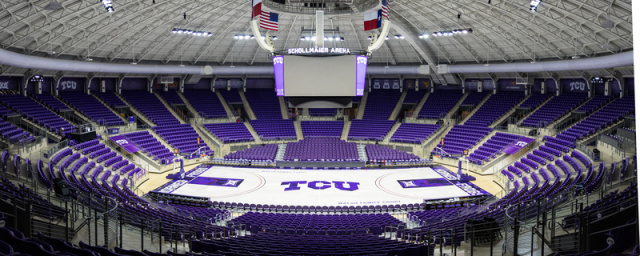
0 47 632 76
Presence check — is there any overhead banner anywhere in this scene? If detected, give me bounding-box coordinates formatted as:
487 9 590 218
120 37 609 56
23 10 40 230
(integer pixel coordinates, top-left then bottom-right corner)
503 137 535 155
109 135 141 153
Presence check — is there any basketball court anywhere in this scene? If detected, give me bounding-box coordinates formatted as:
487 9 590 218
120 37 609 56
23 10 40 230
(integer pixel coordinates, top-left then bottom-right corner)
151 165 490 206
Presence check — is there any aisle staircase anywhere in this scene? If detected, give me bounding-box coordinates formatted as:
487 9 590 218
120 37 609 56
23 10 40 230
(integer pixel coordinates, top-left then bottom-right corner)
294 120 304 140
489 93 531 128
383 122 402 142
357 144 368 162
443 92 470 119
238 90 257 120
411 91 431 117
341 119 351 140
154 92 187 124
215 91 234 117
176 91 202 119
279 97 289 119
460 93 492 123
275 144 287 161
388 90 407 120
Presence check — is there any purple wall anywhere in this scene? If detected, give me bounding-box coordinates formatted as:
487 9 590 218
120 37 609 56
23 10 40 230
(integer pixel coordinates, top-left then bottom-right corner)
561 78 588 93
122 78 147 91
498 79 524 91
546 79 557 93
0 76 21 91
58 77 85 92
434 84 462 91
594 82 605 95
185 78 211 90
89 78 100 91
532 79 543 92
246 78 274 89
625 77 634 95
104 78 116 92
612 79 621 96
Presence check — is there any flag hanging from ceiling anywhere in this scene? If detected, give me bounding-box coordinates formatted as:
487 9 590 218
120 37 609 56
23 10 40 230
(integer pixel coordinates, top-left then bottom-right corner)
381 0 389 19
252 0 262 19
363 9 382 31
260 11 279 31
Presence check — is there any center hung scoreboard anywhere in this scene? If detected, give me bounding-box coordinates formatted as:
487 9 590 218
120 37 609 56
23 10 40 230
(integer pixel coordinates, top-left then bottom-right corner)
272 51 368 100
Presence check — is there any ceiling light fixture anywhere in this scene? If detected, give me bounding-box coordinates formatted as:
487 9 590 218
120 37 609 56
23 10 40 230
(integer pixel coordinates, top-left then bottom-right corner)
431 28 473 37
173 28 212 37
530 0 541 11
100 0 114 12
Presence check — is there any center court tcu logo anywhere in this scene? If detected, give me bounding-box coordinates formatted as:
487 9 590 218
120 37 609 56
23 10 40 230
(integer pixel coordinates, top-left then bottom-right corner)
281 181 360 191
273 56 284 65
189 177 244 187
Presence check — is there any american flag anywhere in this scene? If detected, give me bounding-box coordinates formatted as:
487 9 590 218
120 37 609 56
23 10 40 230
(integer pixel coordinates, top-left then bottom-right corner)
260 11 279 31
381 0 389 19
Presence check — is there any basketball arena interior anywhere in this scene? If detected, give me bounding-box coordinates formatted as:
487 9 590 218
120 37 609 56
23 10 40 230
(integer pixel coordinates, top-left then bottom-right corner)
0 0 638 255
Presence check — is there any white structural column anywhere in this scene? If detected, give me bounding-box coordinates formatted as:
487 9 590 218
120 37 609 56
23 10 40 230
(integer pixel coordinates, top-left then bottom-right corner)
315 11 324 48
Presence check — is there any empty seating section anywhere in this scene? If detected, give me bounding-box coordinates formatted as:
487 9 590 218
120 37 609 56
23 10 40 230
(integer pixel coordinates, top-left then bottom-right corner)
301 121 343 137
362 89 401 119
284 138 358 161
403 90 426 104
518 93 552 109
245 89 282 119
33 94 70 112
576 95 612 113
58 92 125 126
225 144 278 161
366 144 419 161
433 125 492 156
557 96 634 142
348 120 395 141
352 96 361 103
0 119 34 143
156 90 184 105
230 212 401 234
204 122 254 143
0 94 75 134
153 124 212 154
122 131 174 163
219 89 242 103
250 119 296 140
192 233 430 255
120 91 180 126
521 94 587 127
418 90 463 119
468 133 522 165
461 91 487 106
94 92 127 108
308 108 337 116
0 104 15 117
182 90 227 118
390 123 440 144
465 92 524 127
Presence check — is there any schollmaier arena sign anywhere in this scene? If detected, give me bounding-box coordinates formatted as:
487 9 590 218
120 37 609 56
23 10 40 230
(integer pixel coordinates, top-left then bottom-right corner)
287 47 351 55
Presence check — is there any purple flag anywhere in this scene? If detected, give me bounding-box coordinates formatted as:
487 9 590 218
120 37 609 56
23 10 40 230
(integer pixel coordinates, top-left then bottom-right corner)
503 137 535 154
109 135 141 153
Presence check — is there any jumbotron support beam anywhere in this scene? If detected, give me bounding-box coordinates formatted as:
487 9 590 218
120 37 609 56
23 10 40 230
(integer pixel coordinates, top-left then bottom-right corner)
250 20 276 53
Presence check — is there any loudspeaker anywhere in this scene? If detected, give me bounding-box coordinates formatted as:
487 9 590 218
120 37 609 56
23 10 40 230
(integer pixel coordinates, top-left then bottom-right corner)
53 178 70 197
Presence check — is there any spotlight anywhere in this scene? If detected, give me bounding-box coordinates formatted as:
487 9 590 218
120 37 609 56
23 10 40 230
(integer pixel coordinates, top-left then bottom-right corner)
234 35 239 39
244 35 251 39
250 35 256 39
339 37 344 41
367 36 372 40
394 35 399 39
334 36 340 41
306 36 311 40
300 37 305 41
385 36 389 40
530 0 541 11
272 36 278 40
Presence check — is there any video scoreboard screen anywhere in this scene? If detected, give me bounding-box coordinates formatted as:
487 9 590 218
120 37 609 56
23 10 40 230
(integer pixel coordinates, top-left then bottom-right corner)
273 55 367 97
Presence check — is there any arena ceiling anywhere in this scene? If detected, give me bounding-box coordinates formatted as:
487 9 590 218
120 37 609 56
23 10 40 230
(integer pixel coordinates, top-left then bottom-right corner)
0 0 634 77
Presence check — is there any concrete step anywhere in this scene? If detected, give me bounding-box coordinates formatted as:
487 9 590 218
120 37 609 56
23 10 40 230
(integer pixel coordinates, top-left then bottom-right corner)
215 91 234 118
355 90 369 119
91 93 128 123
177 91 202 119
341 118 351 140
411 91 431 118
244 121 262 143
383 122 402 143
294 120 304 140
388 90 407 120
517 94 555 125
114 93 156 127
154 92 186 124
238 90 257 120
489 93 531 128
279 97 289 119
461 93 491 124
